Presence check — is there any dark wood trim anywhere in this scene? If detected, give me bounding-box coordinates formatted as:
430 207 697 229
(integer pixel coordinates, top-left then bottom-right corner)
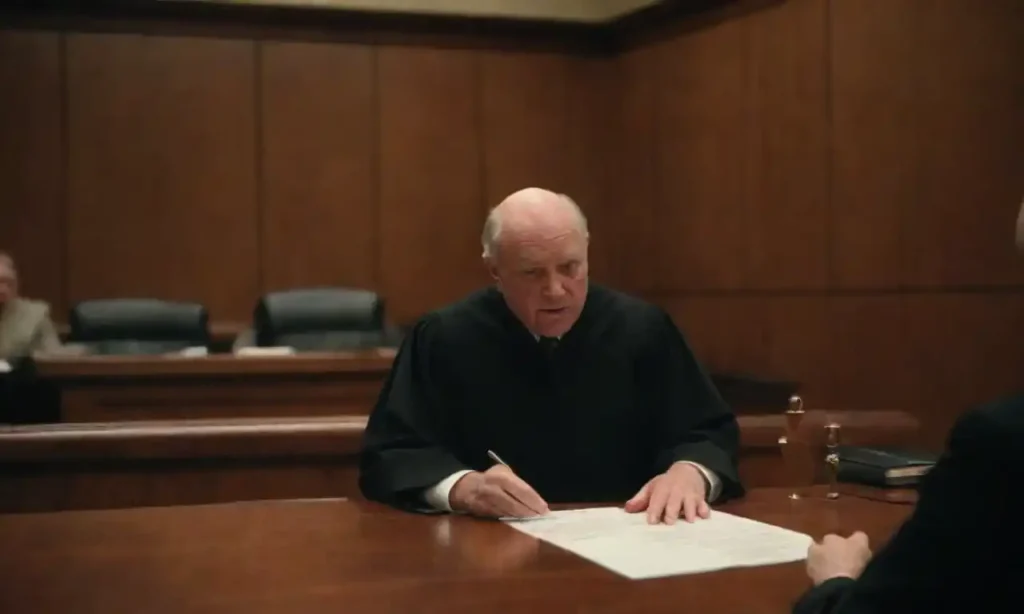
609 0 785 51
33 352 396 379
0 0 767 55
0 0 607 55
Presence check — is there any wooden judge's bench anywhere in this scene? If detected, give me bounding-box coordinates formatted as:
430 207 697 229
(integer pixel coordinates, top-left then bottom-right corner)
30 351 399 422
0 350 923 514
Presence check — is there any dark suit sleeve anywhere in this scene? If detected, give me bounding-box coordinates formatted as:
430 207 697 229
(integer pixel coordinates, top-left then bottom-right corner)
792 403 1014 614
358 316 471 511
639 309 743 501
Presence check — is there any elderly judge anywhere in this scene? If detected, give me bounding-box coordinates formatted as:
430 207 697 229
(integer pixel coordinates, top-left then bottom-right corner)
358 188 742 523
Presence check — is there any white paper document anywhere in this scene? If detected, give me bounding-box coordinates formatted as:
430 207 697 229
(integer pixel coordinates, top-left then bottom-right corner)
503 506 813 580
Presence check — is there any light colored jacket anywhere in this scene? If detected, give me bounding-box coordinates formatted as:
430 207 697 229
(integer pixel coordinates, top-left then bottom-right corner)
0 298 61 359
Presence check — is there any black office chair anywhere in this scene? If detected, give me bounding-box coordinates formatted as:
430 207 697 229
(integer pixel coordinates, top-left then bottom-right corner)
68 298 210 355
252 287 397 352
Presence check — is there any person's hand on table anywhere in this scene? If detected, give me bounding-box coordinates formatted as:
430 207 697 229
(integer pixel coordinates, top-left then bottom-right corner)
624 461 709 524
806 531 873 585
449 465 549 519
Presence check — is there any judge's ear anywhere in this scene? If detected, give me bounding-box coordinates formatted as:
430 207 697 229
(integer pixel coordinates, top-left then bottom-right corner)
483 254 501 284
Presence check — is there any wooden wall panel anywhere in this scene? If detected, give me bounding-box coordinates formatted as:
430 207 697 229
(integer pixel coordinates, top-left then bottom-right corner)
655 20 750 292
828 0 916 288
746 0 829 290
621 0 1024 445
3 26 613 328
901 293 1024 441
0 31 65 315
377 47 485 323
260 42 377 297
609 45 658 294
480 51 572 204
564 56 616 286
905 0 1024 287
65 34 259 322
663 297 832 403
831 0 1024 289
663 298 764 373
825 297 911 411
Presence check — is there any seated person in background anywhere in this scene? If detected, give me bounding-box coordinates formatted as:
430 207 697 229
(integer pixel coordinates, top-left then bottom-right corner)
359 187 742 523
0 251 61 360
793 394 1022 614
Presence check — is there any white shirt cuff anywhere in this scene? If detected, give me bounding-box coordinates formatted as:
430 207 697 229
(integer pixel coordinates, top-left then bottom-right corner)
678 461 722 503
423 469 474 511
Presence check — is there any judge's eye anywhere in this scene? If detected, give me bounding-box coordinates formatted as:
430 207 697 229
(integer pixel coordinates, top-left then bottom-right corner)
558 261 580 276
523 268 543 277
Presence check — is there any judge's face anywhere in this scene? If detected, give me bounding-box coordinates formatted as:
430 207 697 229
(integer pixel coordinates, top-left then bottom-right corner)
489 226 589 338
0 258 16 308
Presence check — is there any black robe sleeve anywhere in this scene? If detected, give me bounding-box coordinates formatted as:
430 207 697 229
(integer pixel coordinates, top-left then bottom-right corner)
358 316 470 511
792 396 1020 614
639 309 744 501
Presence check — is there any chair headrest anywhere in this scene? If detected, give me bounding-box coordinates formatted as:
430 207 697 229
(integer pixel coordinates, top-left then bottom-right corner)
254 288 384 343
69 299 209 344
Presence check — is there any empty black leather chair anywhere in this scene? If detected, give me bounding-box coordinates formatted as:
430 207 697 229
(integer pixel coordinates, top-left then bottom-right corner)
252 287 395 351
68 298 209 355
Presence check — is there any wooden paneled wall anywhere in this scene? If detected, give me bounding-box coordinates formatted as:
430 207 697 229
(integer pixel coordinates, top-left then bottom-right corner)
1 0 1021 441
0 29 614 326
614 0 1024 442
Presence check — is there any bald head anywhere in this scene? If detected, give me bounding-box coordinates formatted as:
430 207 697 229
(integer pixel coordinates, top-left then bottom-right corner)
482 188 588 261
482 188 590 338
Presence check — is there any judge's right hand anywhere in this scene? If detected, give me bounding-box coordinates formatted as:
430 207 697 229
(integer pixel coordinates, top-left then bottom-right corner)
449 465 549 519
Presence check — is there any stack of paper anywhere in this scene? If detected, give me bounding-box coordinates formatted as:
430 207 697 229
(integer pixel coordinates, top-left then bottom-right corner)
503 507 813 580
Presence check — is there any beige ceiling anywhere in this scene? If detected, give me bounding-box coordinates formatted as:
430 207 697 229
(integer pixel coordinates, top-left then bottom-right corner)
170 0 664 23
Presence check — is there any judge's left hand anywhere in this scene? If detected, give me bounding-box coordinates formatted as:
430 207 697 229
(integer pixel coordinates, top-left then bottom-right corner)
624 461 709 524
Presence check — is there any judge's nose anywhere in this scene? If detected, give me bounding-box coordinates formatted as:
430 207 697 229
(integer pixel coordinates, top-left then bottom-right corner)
541 277 567 298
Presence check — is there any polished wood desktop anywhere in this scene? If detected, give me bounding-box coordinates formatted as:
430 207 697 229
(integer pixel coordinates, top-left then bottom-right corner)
0 487 915 614
0 410 919 513
34 351 396 422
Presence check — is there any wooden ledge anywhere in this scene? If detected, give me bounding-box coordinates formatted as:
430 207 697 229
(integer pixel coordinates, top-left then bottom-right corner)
0 409 919 463
0 416 368 461
33 352 396 379
741 409 921 448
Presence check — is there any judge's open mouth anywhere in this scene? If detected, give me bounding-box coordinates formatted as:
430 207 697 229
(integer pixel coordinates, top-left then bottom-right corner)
539 307 568 315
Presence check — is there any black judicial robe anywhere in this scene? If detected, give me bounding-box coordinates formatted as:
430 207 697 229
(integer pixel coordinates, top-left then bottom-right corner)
792 395 1023 614
358 284 743 511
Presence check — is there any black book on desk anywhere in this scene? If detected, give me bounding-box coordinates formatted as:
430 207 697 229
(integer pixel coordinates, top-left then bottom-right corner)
836 446 939 488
